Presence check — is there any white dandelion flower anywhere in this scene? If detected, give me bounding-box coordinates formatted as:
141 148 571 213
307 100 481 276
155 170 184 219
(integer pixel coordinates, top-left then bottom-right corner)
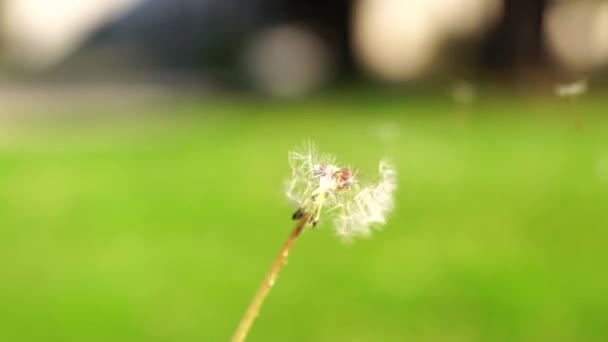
285 144 397 239
232 145 397 342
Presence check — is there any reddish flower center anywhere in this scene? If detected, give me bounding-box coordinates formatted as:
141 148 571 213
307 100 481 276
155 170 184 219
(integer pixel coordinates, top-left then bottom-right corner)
338 168 353 188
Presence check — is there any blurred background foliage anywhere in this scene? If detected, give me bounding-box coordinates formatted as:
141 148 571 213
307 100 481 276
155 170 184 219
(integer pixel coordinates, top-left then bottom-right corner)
0 1 607 341
1 0 608 89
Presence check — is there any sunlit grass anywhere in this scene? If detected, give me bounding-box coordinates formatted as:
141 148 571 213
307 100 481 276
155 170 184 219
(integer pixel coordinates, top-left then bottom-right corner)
0 93 607 341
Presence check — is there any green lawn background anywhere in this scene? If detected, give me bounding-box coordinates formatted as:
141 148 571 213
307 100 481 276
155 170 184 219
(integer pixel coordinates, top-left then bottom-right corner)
0 93 607 341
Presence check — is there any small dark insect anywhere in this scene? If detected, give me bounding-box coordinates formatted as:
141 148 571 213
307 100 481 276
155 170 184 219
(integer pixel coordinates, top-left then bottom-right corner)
292 207 319 226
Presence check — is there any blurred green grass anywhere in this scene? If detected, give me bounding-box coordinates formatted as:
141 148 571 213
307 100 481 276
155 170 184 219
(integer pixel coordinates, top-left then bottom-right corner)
0 93 607 341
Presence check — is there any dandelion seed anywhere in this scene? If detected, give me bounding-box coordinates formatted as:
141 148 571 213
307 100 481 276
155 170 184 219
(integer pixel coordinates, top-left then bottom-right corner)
371 120 400 142
555 79 588 98
286 144 397 239
596 153 608 185
450 80 478 105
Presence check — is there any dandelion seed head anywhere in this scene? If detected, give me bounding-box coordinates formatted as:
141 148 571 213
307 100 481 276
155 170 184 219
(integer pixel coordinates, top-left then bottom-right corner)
285 145 335 205
334 160 397 239
285 144 397 239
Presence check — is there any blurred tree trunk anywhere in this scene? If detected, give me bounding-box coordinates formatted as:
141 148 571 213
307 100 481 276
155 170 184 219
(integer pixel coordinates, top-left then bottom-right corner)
480 0 549 77
281 0 353 76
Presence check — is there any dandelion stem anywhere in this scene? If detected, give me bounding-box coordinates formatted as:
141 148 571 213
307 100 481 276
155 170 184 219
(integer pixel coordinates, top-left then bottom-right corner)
231 213 311 342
